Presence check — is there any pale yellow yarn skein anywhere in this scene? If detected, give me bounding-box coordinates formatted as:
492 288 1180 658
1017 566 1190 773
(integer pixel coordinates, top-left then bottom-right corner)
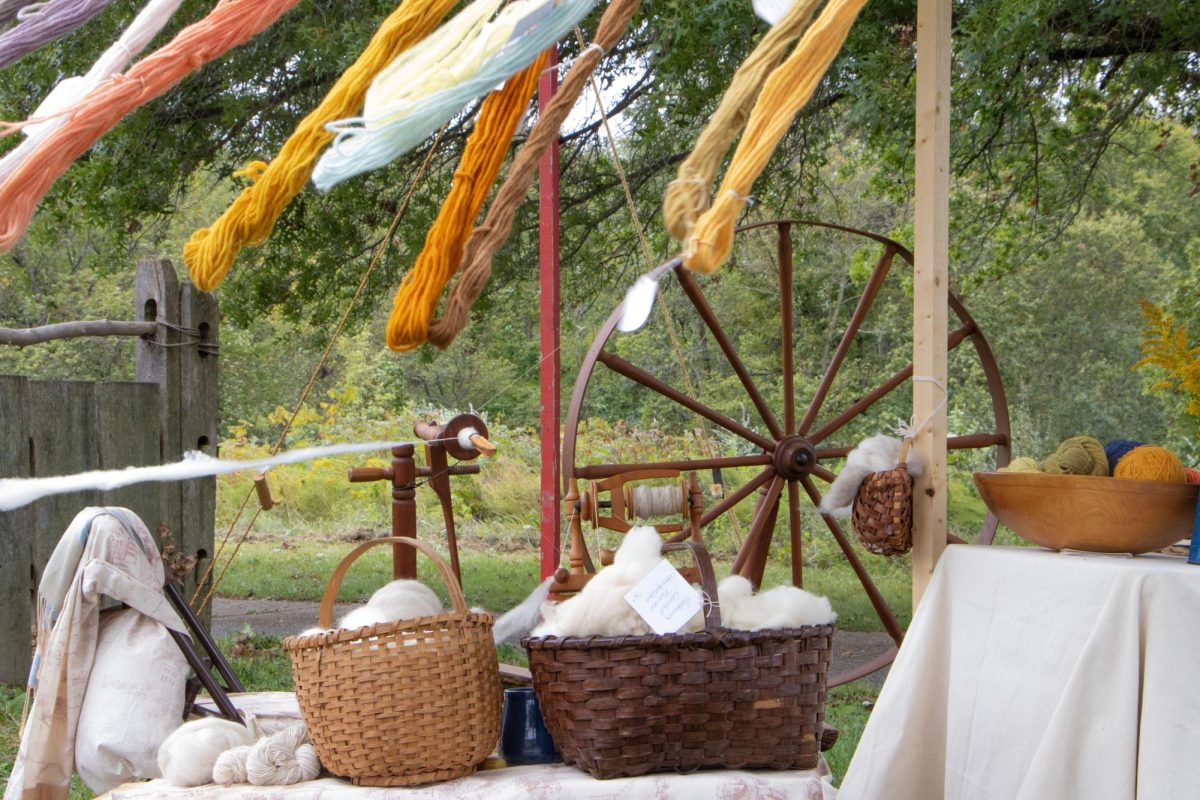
684 0 868 273
662 0 821 241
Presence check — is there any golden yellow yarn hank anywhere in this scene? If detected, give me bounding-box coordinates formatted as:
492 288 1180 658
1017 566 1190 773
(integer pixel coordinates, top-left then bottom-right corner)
662 0 820 241
184 0 459 292
684 0 868 274
387 52 547 352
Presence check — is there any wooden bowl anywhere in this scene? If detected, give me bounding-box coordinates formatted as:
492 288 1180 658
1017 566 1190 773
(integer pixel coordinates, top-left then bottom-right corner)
973 471 1199 553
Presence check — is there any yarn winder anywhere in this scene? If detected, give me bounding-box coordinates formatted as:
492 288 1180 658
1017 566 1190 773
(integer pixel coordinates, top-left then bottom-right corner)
347 413 494 583
552 469 705 594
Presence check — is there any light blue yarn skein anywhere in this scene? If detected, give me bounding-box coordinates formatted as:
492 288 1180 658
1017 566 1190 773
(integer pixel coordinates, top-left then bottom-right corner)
313 0 595 192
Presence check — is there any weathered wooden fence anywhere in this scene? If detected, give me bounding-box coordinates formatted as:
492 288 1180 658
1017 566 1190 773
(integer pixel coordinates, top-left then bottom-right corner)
0 259 218 684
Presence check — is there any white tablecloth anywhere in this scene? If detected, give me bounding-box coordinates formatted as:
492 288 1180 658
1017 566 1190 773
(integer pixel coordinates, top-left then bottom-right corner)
840 546 1200 799
99 760 837 799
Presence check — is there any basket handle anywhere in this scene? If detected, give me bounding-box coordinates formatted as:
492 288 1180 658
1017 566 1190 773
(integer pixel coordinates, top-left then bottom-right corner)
660 540 721 631
317 536 467 628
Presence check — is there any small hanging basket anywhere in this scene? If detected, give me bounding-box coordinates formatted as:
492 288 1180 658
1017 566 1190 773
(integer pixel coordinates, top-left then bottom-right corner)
851 438 914 556
283 537 501 787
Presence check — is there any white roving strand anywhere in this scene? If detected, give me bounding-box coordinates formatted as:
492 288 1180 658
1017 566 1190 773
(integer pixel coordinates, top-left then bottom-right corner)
338 579 445 630
491 576 553 646
157 718 257 787
819 434 925 518
0 439 412 511
0 0 185 183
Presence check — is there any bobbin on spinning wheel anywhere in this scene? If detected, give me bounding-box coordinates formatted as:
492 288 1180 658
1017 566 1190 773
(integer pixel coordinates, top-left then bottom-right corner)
552 469 705 593
560 220 1012 686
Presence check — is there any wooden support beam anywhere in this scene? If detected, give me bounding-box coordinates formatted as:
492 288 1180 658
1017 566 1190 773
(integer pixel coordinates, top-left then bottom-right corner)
912 0 951 608
0 319 156 345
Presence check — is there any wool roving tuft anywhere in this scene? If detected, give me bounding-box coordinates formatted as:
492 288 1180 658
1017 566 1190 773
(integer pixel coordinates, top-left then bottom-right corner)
1113 445 1187 483
1103 439 1144 475
1186 468 1200 485
1040 436 1108 476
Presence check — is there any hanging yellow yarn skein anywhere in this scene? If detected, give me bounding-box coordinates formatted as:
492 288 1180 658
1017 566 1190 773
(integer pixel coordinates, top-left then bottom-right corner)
184 0 459 292
1113 445 1187 483
662 0 821 241
387 52 547 352
684 0 867 274
1040 436 1108 476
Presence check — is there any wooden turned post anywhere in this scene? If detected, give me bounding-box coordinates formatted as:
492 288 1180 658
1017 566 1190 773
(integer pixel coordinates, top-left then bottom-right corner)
347 444 418 579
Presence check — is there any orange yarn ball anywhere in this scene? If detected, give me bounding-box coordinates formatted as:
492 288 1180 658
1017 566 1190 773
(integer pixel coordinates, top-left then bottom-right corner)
1186 468 1200 485
1112 445 1187 483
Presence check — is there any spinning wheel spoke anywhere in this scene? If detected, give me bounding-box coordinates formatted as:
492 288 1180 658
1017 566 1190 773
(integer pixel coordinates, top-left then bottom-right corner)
597 351 776 451
731 475 785 584
778 223 796 435
808 322 975 446
675 268 783 440
787 481 803 587
798 245 898 435
698 467 775 527
809 464 837 483
801 477 904 645
818 433 1009 460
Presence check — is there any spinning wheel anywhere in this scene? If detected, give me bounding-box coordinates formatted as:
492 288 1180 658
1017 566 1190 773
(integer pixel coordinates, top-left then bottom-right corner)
560 220 1011 685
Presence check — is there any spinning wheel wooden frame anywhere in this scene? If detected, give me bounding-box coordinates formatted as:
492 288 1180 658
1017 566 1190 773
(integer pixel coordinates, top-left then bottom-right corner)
560 220 1012 685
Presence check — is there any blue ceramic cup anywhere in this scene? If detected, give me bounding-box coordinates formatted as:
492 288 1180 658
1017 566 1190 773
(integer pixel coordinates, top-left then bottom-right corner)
498 687 560 765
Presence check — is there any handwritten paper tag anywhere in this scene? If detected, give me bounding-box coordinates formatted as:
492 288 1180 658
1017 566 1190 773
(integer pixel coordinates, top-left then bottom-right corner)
624 559 702 635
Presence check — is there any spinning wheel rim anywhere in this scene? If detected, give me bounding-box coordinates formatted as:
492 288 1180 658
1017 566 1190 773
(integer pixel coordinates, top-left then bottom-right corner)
560 219 1012 684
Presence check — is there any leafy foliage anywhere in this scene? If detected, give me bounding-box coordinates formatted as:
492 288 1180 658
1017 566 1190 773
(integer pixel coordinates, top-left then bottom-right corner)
1137 300 1200 431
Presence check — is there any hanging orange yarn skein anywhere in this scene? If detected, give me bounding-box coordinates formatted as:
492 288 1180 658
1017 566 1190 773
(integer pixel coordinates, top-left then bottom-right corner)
387 52 547 352
184 0 459 292
0 0 304 252
684 0 868 274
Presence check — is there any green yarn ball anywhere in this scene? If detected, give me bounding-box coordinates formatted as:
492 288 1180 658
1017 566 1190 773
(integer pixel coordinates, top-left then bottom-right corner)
999 457 1041 473
1040 436 1107 476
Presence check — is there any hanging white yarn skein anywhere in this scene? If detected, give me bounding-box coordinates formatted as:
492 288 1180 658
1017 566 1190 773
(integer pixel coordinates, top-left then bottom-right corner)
157 717 257 787
312 0 595 191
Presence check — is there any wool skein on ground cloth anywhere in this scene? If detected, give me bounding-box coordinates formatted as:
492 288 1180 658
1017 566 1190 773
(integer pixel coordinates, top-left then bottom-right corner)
182 0 460 292
385 53 546 351
311 0 594 192
1113 445 1187 483
683 0 867 274
0 0 115 70
662 0 821 241
0 0 304 253
424 0 644 349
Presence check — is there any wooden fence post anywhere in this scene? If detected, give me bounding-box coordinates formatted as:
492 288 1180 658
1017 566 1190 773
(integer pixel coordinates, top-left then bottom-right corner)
135 259 184 586
179 282 219 626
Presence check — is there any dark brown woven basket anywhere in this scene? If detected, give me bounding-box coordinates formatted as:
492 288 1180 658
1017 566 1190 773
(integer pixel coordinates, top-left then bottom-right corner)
283 537 501 787
851 439 914 556
523 541 834 779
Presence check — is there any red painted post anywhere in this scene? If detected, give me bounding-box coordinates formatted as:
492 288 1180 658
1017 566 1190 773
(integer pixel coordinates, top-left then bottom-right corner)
538 47 562 580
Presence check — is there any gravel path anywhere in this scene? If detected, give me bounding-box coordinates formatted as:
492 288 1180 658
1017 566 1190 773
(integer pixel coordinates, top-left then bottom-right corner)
212 597 894 687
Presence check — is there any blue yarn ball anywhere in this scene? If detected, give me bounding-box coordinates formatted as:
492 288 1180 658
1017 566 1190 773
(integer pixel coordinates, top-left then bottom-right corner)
1104 439 1144 475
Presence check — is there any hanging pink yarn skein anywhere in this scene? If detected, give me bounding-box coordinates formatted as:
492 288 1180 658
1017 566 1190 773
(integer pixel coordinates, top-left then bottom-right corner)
0 0 303 251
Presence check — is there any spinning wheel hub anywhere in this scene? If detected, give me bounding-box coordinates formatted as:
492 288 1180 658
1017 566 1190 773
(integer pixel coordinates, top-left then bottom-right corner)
773 435 818 480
